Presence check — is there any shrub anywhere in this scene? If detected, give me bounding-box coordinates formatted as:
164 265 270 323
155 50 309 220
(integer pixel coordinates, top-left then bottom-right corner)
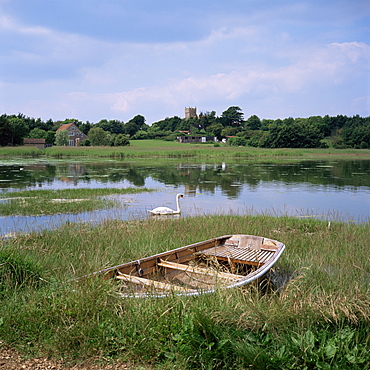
228 137 246 146
114 134 130 146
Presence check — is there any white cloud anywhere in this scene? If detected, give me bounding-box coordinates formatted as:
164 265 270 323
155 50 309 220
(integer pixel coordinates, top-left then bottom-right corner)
20 37 367 122
1 1 369 122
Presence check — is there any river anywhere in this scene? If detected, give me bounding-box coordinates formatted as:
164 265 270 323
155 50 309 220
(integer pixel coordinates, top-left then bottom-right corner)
0 158 369 236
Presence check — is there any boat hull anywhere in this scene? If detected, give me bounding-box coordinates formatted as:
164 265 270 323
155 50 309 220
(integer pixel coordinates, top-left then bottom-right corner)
84 234 285 298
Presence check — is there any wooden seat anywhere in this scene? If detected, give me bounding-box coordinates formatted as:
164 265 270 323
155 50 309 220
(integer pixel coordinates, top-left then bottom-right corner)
116 272 191 292
158 259 240 281
199 245 275 266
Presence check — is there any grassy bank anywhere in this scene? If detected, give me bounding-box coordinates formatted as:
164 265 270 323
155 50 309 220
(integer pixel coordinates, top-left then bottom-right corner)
1 141 369 160
0 188 151 216
0 215 369 369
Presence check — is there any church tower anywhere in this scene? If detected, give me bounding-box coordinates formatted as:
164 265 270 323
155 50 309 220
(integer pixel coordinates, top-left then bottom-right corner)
185 107 197 119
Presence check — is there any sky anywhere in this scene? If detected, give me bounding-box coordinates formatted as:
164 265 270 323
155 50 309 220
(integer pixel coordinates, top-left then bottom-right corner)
1 0 370 125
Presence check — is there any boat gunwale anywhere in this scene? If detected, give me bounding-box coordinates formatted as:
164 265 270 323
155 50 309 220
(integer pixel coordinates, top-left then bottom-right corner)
76 234 285 298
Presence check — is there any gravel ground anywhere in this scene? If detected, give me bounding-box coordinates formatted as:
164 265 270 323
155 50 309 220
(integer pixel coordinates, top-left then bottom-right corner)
0 345 138 369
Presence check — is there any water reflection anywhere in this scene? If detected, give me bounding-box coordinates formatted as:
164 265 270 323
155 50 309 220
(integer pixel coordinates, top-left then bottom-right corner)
2 160 369 193
0 159 369 236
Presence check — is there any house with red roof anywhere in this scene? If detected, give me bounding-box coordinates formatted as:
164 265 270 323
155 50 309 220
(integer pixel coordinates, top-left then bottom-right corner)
56 122 88 146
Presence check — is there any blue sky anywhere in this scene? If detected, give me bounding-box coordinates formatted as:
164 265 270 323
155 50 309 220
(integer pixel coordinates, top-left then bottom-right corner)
1 0 369 124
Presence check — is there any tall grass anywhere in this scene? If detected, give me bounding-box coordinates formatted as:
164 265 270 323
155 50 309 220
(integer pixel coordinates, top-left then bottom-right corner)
0 146 45 157
0 215 369 368
42 144 370 160
1 142 369 160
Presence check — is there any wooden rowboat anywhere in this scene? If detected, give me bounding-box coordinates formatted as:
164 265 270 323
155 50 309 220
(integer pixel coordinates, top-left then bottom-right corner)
89 234 285 298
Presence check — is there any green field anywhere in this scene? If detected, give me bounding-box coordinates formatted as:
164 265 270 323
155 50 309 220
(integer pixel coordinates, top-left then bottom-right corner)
1 140 370 161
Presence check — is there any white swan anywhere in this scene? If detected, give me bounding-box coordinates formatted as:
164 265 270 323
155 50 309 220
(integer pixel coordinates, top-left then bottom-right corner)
148 193 184 215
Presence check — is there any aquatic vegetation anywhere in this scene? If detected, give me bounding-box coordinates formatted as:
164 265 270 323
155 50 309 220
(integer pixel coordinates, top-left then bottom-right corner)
0 187 152 216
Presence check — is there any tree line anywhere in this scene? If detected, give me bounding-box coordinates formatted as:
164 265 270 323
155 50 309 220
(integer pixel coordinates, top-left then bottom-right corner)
0 107 369 148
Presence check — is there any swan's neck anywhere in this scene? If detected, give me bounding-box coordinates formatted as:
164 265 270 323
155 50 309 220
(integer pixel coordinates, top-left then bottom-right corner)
176 196 181 212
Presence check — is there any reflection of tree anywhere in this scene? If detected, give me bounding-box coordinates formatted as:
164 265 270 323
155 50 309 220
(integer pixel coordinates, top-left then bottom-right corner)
0 164 58 190
124 169 145 187
1 160 369 196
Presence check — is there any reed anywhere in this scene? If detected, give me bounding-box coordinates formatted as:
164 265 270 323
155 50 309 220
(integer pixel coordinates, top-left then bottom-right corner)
0 215 368 369
0 146 44 157
0 188 151 216
43 144 370 160
1 142 369 160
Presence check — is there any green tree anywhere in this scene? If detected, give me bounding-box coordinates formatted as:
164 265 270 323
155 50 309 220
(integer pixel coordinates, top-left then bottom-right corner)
206 122 223 138
88 127 110 146
227 136 247 146
8 117 28 145
147 123 170 139
153 116 182 132
260 119 275 131
198 111 217 129
131 130 149 140
221 127 239 137
28 128 47 139
342 118 370 148
55 130 69 146
246 115 261 130
128 115 146 128
45 131 56 145
247 130 270 147
79 121 93 135
114 134 130 146
96 119 124 134
0 115 12 146
265 119 324 148
221 106 244 126
123 121 139 137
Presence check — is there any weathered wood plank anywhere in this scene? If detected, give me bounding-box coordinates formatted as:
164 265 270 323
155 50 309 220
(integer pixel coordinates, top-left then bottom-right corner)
116 272 190 292
158 259 240 281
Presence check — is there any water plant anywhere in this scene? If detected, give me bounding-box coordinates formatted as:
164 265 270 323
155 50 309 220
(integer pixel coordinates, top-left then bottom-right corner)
0 187 152 216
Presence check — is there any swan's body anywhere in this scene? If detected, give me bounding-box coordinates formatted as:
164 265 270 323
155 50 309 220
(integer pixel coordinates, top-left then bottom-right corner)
148 193 184 215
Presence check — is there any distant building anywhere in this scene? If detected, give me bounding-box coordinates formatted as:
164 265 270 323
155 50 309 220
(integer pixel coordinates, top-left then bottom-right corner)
185 107 197 119
23 138 46 149
177 135 216 143
56 123 88 146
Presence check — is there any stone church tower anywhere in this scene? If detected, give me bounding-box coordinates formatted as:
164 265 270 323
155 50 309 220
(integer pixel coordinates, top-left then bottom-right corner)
185 107 197 119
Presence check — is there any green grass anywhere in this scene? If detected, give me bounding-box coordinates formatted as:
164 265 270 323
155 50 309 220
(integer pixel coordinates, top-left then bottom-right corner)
0 146 45 157
43 143 370 160
1 142 369 160
0 215 368 369
0 187 151 216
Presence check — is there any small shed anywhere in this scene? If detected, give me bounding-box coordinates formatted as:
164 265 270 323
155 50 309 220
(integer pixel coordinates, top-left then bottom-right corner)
23 138 46 149
177 135 216 143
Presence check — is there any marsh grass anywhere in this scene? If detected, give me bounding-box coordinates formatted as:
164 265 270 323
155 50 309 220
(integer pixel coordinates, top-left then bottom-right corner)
1 142 369 160
43 144 370 160
0 187 151 216
0 215 369 369
0 249 44 298
0 146 44 157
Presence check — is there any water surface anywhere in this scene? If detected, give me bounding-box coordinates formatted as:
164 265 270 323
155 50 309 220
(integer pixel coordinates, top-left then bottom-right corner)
1 158 369 236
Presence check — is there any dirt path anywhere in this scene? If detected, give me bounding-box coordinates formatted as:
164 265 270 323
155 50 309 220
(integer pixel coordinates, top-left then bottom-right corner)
0 345 136 369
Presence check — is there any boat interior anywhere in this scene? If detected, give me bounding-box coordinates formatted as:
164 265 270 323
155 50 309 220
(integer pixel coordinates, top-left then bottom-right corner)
103 235 282 297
